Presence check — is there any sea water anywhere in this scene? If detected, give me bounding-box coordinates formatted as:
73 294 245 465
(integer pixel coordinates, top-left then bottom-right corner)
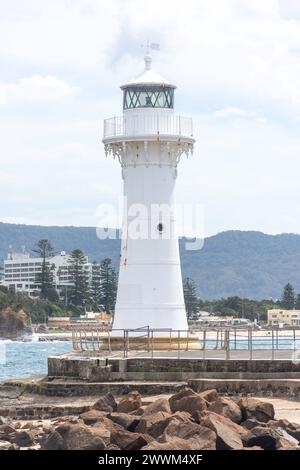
0 339 72 381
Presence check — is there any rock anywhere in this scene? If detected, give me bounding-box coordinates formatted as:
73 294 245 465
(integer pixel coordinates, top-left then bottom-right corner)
244 426 280 450
0 424 16 441
142 436 205 450
135 412 171 434
277 419 300 443
148 412 191 438
143 398 171 416
54 423 106 450
0 417 7 425
242 418 268 430
106 443 121 450
80 409 107 425
171 394 207 415
93 393 117 413
169 388 196 413
201 411 244 450
42 423 53 434
162 420 216 450
0 440 19 450
238 397 275 423
41 430 63 450
276 437 298 450
111 428 153 450
198 389 219 403
108 412 142 431
208 397 242 424
117 391 142 413
13 430 35 447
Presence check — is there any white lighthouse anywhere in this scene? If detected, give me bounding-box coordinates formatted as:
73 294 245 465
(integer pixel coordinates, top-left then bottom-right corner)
103 50 195 334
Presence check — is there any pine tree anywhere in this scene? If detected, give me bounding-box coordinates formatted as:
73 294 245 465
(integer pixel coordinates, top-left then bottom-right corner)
68 249 90 309
281 283 295 310
295 293 300 310
183 277 198 319
90 262 101 311
99 258 117 314
33 239 55 300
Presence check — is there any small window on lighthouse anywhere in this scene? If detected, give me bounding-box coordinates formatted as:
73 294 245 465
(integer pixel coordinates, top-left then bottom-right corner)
157 223 164 233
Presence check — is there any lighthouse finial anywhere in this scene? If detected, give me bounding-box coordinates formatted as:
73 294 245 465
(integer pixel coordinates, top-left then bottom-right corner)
142 41 160 71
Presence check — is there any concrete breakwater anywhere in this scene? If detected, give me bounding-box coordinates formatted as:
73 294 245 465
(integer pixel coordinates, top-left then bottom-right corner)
46 355 300 397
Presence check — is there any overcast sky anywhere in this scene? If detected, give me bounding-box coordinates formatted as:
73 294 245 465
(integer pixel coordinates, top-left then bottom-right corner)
1 0 300 237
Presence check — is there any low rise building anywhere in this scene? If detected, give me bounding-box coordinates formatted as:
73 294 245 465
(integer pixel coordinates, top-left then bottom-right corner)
3 250 92 298
267 309 300 327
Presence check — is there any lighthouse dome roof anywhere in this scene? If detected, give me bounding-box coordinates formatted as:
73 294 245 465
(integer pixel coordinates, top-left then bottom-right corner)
121 54 176 90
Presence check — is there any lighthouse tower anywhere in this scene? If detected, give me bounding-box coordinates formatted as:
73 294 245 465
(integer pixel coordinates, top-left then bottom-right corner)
103 51 195 333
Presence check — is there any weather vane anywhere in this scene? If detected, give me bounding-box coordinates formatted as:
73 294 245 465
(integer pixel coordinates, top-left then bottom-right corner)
141 40 160 55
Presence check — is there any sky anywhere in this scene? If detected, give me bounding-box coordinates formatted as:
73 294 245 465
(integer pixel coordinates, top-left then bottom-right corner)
1 0 300 237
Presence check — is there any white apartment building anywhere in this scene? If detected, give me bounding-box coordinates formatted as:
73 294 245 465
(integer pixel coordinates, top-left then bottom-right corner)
267 309 300 327
3 251 92 297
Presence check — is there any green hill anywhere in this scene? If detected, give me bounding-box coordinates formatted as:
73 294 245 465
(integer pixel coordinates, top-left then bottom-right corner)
1 222 299 300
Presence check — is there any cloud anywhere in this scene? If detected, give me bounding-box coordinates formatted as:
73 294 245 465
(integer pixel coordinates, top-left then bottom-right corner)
1 0 300 236
213 107 262 120
0 75 79 104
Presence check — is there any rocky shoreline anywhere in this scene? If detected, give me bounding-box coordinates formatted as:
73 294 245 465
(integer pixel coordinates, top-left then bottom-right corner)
1 388 300 450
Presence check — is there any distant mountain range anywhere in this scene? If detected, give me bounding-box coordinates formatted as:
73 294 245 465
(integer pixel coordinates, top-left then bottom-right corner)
1 222 299 300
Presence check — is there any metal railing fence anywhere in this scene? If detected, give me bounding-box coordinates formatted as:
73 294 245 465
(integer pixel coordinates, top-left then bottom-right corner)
71 326 300 361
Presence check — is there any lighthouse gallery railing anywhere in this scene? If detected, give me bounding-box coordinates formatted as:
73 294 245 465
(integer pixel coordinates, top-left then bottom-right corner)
103 114 193 139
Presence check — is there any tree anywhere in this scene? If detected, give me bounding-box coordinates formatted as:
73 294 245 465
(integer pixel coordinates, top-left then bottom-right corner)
68 249 90 309
295 293 300 310
281 283 295 310
99 258 117 314
90 262 101 310
183 277 198 319
33 240 55 300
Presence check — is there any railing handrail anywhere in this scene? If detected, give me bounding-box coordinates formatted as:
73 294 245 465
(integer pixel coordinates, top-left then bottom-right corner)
103 113 193 139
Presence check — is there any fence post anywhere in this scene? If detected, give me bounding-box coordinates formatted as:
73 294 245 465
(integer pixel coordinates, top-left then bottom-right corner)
178 330 180 359
151 330 154 359
249 329 253 360
225 330 230 360
272 329 275 360
234 328 237 350
294 328 296 352
203 330 206 359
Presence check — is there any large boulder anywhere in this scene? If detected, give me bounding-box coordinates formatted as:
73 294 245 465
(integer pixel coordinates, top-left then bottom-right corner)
198 389 219 403
208 397 242 424
110 428 153 450
135 412 171 434
93 393 117 413
142 436 201 450
12 430 35 447
162 420 216 450
0 441 19 450
201 411 245 450
0 424 16 442
117 391 142 413
143 398 171 416
277 419 300 443
243 426 281 450
238 397 275 423
79 409 107 425
45 423 106 450
169 388 196 413
41 430 63 450
108 412 142 431
242 418 268 431
147 412 191 439
171 394 207 415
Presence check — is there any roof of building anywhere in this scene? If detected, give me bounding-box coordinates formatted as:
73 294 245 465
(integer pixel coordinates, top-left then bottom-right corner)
121 54 176 90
